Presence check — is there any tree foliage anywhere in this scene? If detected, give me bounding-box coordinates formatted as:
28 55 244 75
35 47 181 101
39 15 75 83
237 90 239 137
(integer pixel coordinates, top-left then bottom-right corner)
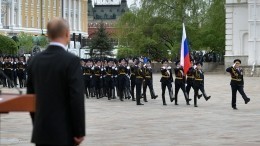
116 0 225 59
90 22 113 57
18 32 34 54
0 35 18 54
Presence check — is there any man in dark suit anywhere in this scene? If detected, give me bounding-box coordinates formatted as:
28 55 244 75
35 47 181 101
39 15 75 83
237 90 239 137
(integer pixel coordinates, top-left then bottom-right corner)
27 18 85 146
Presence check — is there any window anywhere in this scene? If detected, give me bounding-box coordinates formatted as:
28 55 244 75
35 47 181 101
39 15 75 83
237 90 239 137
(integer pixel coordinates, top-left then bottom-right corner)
53 0 56 7
37 17 40 28
25 16 28 27
31 17 34 27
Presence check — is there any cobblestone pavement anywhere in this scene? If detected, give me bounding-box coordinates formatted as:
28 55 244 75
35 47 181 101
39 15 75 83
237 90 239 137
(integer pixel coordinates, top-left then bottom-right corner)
0 74 260 146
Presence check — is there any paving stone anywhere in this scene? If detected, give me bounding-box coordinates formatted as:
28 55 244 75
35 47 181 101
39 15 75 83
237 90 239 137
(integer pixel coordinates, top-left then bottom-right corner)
0 74 259 146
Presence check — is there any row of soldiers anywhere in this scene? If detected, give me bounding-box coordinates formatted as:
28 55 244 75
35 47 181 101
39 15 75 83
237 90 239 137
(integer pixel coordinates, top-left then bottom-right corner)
80 58 158 105
80 57 211 107
160 59 211 107
0 56 27 88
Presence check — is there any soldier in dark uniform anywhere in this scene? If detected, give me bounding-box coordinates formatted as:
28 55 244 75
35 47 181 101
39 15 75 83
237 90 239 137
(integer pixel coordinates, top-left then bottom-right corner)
113 59 119 99
130 58 139 101
193 62 211 107
186 60 202 99
4 56 14 88
17 56 27 88
117 58 128 101
160 59 175 105
124 61 132 100
13 57 19 87
226 59 250 110
0 56 5 87
174 61 191 105
104 58 115 100
143 59 158 102
92 59 103 99
134 60 144 105
82 59 93 98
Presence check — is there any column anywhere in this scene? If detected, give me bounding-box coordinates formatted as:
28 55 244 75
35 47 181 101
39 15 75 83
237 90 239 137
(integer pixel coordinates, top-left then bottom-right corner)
7 2 11 27
73 0 76 31
63 0 66 19
17 0 22 27
0 1 2 28
78 0 81 31
10 0 15 27
68 0 71 29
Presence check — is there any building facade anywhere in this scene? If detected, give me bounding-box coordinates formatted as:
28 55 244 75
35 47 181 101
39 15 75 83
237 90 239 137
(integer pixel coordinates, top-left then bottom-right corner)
0 0 88 36
225 0 260 73
87 0 128 38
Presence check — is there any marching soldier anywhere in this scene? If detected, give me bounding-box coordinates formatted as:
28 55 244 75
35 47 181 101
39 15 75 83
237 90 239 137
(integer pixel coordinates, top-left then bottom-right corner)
124 61 132 100
92 59 103 99
193 62 211 107
134 60 144 105
117 58 128 101
17 56 27 88
113 59 119 99
0 56 6 87
83 59 93 98
160 59 175 105
104 58 115 100
4 56 14 88
13 57 18 87
143 59 158 102
130 58 139 101
186 60 202 98
174 61 191 105
226 59 250 110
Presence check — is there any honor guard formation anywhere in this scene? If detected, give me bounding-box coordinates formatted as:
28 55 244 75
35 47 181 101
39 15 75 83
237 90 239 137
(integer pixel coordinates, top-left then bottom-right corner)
0 54 250 109
80 57 214 107
81 57 251 109
0 55 27 89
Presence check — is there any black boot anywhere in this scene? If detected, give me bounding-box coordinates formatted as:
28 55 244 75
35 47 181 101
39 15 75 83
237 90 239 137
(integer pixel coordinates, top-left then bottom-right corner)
162 95 167 105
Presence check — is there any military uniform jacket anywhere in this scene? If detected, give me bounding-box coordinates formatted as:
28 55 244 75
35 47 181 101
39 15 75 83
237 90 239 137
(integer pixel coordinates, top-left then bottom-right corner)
117 65 128 75
226 66 244 86
92 66 102 78
193 69 204 85
4 61 13 70
104 66 115 78
17 61 26 71
160 66 173 83
186 67 195 84
134 66 144 79
130 65 137 80
174 67 186 82
143 66 153 80
0 61 4 70
83 66 92 78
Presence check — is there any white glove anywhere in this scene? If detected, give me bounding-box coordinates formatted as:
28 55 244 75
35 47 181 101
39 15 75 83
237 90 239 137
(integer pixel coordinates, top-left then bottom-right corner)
233 63 236 68
193 65 197 69
127 66 130 70
167 66 171 69
115 68 118 71
162 66 166 69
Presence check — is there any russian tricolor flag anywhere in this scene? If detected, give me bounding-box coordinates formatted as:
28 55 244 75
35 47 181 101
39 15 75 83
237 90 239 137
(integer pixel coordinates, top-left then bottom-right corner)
180 23 191 75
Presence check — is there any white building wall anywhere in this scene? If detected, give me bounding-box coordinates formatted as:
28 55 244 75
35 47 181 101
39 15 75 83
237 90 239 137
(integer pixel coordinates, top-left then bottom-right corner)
225 0 260 66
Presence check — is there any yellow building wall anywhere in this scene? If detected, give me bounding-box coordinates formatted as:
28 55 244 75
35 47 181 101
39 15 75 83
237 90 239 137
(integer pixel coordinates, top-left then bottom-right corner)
19 0 88 35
